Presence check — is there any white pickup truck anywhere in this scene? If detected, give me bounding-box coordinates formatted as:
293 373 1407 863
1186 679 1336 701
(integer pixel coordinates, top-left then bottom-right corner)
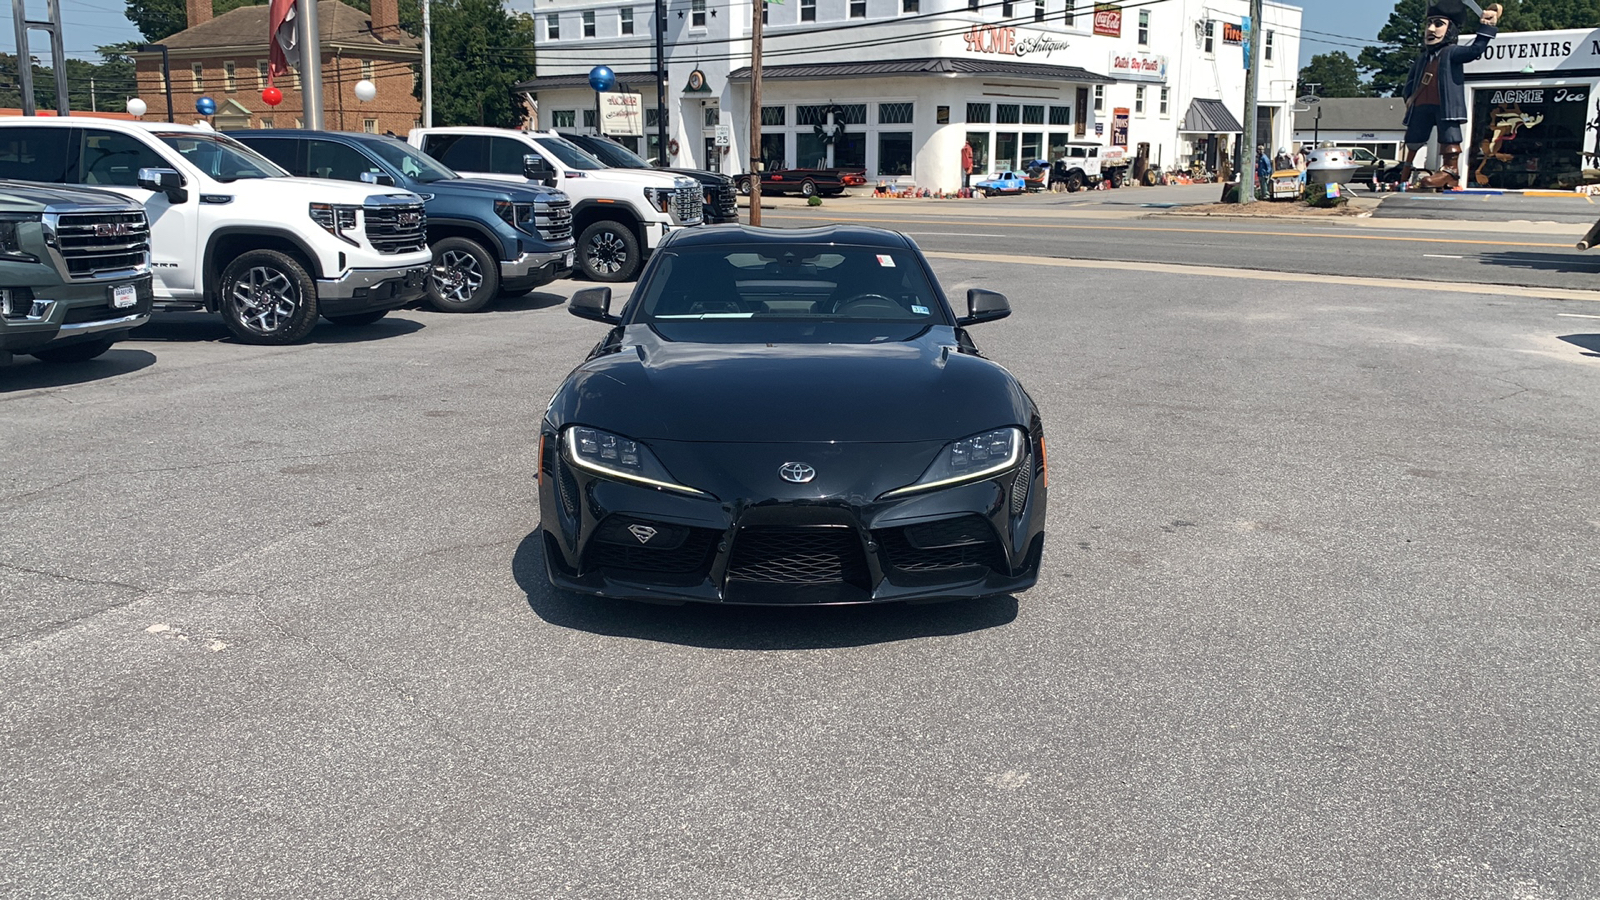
0 118 432 344
1048 141 1132 192
410 127 702 282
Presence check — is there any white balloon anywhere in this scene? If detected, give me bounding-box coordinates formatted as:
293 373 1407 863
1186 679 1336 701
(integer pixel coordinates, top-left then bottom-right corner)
354 79 377 103
126 97 147 117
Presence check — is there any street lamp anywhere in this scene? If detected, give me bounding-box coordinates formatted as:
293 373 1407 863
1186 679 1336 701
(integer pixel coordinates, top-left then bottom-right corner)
140 43 175 123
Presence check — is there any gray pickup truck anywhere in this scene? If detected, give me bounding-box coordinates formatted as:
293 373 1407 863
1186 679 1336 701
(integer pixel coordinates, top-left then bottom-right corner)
1 181 153 365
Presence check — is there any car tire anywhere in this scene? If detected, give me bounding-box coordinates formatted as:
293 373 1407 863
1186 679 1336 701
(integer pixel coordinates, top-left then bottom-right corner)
324 310 389 326
578 220 641 282
1108 170 1123 189
736 176 752 196
799 179 817 198
1065 171 1084 192
30 337 115 363
427 236 500 313
218 249 319 345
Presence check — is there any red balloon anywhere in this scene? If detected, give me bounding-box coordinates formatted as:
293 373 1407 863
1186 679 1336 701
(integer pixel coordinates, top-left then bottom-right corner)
262 86 283 107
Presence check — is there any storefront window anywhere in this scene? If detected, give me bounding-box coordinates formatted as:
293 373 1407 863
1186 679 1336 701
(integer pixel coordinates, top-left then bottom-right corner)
878 132 912 176
966 132 990 174
798 105 829 126
1048 133 1072 159
1470 85 1590 189
995 132 1019 171
553 110 576 128
1022 105 1044 125
1049 106 1071 125
761 106 785 126
997 104 1020 125
880 102 914 124
760 133 786 170
835 131 866 169
967 102 991 124
796 133 827 168
1021 132 1042 163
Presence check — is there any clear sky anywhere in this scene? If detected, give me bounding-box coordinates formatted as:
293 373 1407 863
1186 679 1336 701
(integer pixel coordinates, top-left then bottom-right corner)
13 0 1396 81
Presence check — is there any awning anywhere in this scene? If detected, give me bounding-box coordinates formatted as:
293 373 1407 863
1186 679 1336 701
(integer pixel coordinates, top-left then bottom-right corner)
727 57 1115 85
1179 98 1243 134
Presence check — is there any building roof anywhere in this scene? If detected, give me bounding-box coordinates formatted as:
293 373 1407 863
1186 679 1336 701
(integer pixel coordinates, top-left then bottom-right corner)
146 0 419 53
1179 98 1243 134
514 71 665 93
1291 97 1406 132
724 57 1116 84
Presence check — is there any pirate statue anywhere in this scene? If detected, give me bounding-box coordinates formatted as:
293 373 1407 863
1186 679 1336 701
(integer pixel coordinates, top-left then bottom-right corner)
1400 0 1501 190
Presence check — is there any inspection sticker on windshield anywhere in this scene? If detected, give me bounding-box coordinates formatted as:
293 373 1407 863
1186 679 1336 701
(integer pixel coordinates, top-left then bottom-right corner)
876 255 895 267
912 305 929 315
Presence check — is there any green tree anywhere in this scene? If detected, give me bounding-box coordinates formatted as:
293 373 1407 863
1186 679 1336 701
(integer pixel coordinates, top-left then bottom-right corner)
1298 52 1371 98
1497 0 1600 30
424 0 536 127
1359 0 1427 97
0 49 139 112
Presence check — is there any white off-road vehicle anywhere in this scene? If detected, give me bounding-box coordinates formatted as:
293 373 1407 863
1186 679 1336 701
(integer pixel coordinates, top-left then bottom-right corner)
0 118 432 344
1049 141 1132 192
410 127 702 282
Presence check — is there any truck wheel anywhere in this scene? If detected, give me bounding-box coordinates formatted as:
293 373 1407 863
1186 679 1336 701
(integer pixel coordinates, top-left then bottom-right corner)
1065 171 1084 192
427 237 500 313
1108 170 1123 189
799 179 818 198
578 221 641 282
325 310 389 326
219 249 319 345
31 338 115 363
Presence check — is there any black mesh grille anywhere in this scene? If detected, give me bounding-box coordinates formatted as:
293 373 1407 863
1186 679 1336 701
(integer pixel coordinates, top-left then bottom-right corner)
55 211 149 278
364 203 427 253
727 527 869 587
585 519 718 575
1010 449 1032 515
555 452 580 518
877 515 1005 573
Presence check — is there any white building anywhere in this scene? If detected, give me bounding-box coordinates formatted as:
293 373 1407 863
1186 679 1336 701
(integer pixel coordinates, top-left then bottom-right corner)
520 0 1301 191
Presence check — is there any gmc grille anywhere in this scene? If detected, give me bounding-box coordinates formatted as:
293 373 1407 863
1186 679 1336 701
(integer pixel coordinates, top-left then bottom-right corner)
54 211 150 279
365 203 427 253
535 197 573 242
711 180 737 218
672 187 703 226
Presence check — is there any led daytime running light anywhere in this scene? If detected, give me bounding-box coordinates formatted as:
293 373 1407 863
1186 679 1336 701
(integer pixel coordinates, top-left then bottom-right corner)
882 428 1024 499
562 427 708 497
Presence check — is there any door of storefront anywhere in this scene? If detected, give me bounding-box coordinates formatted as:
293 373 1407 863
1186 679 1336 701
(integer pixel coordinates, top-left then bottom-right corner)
966 132 991 177
1075 88 1089 137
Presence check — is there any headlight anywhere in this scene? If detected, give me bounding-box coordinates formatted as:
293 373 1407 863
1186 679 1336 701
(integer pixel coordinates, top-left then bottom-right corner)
0 213 39 262
494 200 537 230
643 187 674 214
308 203 360 245
564 426 709 497
882 427 1025 498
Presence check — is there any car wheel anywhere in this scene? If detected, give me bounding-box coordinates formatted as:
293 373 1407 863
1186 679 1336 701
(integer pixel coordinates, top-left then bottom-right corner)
800 179 817 198
1066 171 1084 192
427 236 500 313
324 310 389 326
1107 170 1123 189
30 338 115 363
219 248 319 345
578 220 641 282
736 177 752 196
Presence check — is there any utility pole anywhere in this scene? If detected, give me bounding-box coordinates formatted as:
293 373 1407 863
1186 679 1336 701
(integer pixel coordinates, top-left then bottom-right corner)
655 0 667 164
1239 0 1264 204
747 0 763 225
422 0 433 127
298 0 324 128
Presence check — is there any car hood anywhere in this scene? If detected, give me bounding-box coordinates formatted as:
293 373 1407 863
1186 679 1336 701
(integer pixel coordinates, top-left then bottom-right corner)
434 177 565 202
549 327 1030 443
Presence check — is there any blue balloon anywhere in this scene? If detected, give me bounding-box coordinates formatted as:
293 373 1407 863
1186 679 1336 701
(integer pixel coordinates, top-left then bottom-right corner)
588 66 616 92
195 96 217 115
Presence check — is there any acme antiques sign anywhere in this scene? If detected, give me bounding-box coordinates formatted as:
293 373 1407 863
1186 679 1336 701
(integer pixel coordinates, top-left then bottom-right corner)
963 25 1070 58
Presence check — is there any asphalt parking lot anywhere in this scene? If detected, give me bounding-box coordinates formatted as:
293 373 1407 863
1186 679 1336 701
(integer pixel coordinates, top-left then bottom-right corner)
3 256 1597 898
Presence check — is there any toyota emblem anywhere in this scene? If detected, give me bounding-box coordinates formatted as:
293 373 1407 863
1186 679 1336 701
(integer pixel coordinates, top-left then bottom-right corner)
779 462 816 484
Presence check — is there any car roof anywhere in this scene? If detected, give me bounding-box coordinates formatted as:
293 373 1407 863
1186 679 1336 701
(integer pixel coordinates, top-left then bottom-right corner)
665 223 915 251
230 129 407 145
0 116 212 134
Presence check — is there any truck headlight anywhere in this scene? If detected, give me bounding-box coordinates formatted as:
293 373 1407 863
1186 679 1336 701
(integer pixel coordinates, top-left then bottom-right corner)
308 203 360 246
642 187 674 214
0 213 39 262
881 427 1024 498
493 200 537 230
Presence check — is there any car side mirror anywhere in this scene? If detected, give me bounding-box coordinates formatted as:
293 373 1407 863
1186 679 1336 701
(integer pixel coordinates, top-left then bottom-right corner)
956 288 1010 326
569 286 620 324
137 167 188 203
523 153 556 186
360 171 396 186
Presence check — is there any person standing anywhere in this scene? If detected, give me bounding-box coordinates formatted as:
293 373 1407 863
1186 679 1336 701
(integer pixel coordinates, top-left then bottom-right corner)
961 140 974 189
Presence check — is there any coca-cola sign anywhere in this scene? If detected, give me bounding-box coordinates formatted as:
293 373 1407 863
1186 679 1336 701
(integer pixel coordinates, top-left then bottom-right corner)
1093 3 1121 37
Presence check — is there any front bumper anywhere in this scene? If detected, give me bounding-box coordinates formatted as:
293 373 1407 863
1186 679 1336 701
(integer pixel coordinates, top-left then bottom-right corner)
316 265 429 314
501 247 575 284
538 433 1047 606
0 278 154 352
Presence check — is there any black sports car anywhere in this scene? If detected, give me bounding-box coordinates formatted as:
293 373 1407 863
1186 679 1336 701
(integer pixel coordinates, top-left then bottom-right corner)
538 224 1047 605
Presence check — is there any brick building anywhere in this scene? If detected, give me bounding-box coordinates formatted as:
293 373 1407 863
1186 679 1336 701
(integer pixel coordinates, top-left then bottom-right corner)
132 0 422 133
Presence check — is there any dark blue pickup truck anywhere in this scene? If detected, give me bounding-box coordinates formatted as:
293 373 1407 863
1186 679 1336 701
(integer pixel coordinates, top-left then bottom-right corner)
231 130 574 313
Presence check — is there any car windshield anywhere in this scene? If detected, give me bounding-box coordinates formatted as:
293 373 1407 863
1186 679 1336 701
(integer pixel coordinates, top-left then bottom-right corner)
157 131 284 181
538 135 607 170
631 242 950 343
574 137 647 169
363 137 457 182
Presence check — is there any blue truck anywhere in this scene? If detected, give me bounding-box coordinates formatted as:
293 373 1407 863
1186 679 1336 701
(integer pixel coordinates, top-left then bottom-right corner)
231 130 574 313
